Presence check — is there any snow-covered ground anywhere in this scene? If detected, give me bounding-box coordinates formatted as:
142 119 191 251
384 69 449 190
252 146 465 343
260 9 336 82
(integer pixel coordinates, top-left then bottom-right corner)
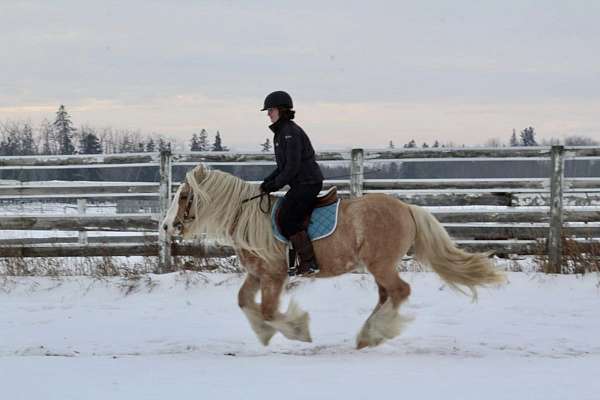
1 272 599 400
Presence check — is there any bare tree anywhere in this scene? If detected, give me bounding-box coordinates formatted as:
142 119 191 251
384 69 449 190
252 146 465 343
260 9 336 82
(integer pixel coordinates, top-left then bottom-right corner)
564 135 599 146
0 121 37 155
485 138 502 147
540 137 561 146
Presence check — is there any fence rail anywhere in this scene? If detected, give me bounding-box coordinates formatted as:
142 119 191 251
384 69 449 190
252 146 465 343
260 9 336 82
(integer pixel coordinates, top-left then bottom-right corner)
1 146 600 273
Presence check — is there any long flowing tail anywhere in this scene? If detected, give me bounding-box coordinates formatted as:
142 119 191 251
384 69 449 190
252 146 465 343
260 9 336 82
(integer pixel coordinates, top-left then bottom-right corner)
408 204 506 300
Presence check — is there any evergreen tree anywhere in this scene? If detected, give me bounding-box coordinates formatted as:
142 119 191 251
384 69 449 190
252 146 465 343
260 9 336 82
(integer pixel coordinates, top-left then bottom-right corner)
510 129 519 146
53 105 76 154
158 138 171 152
433 140 440 148
198 129 209 151
520 126 537 146
261 138 272 152
21 123 36 155
79 127 102 154
388 140 395 149
212 131 224 151
190 133 202 151
403 139 417 148
145 138 156 152
422 142 429 148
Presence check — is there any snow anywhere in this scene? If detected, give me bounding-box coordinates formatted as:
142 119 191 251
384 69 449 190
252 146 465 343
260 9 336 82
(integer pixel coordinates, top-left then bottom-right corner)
1 272 599 399
365 156 552 162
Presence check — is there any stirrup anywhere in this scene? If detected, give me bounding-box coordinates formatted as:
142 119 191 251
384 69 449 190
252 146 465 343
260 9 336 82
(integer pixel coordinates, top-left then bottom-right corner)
303 264 320 276
288 267 319 277
287 261 319 277
288 265 299 277
297 260 320 277
287 248 297 276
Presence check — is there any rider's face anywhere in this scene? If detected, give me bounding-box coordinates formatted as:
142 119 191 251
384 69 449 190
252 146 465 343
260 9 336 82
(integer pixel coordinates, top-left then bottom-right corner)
267 107 279 124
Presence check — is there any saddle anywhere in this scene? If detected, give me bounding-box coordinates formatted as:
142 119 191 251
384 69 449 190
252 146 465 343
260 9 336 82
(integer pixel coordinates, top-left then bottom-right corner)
299 186 337 230
314 186 338 208
272 186 340 244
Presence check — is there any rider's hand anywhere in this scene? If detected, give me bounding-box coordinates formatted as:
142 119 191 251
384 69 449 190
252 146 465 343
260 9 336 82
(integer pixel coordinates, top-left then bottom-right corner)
260 180 278 193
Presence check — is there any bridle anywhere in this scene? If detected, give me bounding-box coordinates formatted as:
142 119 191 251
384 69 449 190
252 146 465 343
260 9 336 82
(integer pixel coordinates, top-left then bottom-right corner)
172 177 271 235
173 182 195 231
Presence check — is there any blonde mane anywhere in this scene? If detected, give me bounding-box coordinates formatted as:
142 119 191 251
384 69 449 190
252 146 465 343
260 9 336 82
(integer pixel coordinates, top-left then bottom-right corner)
184 164 285 263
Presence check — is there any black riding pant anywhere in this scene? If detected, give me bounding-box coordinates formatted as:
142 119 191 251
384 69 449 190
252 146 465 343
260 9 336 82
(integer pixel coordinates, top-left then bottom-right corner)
278 182 322 239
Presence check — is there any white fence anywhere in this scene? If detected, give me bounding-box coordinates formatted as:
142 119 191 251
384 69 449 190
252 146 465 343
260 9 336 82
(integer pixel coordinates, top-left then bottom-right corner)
1 146 599 273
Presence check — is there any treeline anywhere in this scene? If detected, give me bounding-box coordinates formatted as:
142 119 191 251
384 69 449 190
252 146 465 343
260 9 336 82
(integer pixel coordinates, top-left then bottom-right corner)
483 127 598 148
388 139 446 149
0 105 230 157
3 106 598 158
389 127 598 149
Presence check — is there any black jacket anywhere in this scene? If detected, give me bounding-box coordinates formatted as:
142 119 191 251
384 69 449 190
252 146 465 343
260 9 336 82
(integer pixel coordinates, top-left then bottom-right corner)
263 118 324 190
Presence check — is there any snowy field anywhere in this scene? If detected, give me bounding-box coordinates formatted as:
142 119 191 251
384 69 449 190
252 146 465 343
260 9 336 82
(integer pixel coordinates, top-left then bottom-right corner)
1 272 599 400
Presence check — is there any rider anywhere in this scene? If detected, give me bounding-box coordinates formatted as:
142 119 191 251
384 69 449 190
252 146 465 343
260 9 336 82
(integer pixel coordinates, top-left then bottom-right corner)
259 91 324 276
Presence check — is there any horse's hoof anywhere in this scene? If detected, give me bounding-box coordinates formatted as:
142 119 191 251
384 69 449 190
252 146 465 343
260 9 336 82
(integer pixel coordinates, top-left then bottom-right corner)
257 329 277 346
356 340 369 350
299 326 312 343
289 311 312 342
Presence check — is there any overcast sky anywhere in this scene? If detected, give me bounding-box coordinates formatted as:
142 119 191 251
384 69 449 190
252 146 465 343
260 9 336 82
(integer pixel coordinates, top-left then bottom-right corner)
1 0 599 149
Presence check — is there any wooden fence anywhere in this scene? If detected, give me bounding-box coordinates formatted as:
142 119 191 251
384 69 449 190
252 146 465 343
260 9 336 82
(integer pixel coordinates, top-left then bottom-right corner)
1 146 599 273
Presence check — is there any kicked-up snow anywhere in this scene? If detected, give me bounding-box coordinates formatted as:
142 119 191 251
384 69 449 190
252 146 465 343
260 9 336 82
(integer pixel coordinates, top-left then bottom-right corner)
1 272 599 400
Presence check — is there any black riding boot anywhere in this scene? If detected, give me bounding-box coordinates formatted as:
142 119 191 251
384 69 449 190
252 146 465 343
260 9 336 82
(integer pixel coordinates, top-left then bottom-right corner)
289 230 320 276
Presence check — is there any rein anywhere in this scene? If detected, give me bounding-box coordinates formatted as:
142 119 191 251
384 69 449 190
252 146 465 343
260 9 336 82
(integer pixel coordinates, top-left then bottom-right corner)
228 192 271 237
241 192 272 214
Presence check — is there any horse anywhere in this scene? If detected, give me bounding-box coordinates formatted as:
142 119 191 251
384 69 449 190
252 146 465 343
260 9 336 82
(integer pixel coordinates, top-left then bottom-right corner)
162 164 505 349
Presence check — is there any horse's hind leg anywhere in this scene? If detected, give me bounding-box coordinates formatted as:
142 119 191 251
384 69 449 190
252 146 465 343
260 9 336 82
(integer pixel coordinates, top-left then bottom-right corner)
238 273 277 346
357 263 412 349
366 282 389 318
261 275 312 343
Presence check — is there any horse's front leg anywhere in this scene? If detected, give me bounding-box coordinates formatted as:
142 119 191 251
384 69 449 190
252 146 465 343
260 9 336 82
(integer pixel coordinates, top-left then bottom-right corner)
261 274 312 343
238 273 276 346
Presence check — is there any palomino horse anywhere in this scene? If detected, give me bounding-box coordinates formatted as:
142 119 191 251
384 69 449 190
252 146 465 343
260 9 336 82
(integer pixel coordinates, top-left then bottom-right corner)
162 164 505 349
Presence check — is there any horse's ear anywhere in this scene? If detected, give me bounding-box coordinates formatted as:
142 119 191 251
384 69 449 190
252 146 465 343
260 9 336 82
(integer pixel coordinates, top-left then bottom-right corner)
192 163 208 181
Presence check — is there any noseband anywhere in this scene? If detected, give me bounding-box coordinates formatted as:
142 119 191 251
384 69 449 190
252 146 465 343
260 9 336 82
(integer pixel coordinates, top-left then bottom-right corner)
174 183 195 230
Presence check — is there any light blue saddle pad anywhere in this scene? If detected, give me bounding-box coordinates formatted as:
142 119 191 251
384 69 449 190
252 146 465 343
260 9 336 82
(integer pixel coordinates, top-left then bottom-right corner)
271 197 341 244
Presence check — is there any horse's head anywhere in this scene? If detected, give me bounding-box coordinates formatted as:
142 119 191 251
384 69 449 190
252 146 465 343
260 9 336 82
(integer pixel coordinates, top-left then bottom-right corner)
162 178 196 237
162 164 211 237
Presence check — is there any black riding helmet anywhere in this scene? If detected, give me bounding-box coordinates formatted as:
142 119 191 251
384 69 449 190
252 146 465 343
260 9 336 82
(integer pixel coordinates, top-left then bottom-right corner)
261 91 293 111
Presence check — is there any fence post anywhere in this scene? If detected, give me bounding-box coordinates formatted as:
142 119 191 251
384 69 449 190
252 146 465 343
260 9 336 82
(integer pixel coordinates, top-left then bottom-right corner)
547 145 565 273
77 199 88 245
158 149 172 272
350 148 364 198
